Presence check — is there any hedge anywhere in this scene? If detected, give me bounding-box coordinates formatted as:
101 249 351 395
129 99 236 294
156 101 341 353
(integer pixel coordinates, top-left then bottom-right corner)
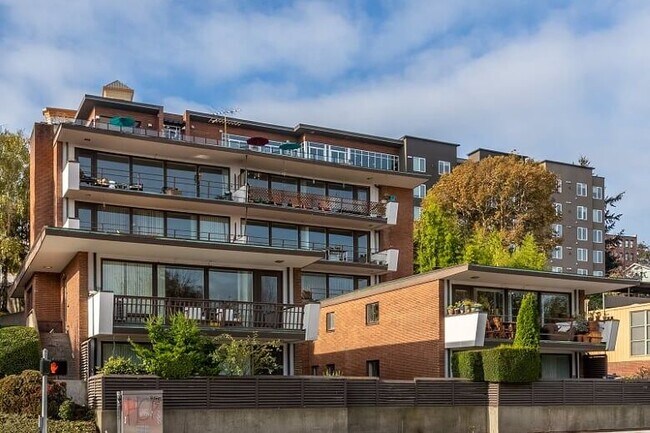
482 346 540 383
0 370 67 418
0 413 96 433
453 350 484 381
0 326 40 377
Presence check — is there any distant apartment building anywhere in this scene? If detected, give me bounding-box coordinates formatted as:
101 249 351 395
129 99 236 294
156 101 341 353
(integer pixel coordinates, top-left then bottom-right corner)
465 149 606 277
607 234 638 268
11 81 427 378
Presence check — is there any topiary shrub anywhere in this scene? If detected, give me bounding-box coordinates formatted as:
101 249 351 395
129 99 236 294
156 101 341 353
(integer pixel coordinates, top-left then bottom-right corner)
58 399 94 422
482 345 540 383
0 370 67 418
454 350 484 381
0 326 40 377
101 356 145 375
513 293 540 349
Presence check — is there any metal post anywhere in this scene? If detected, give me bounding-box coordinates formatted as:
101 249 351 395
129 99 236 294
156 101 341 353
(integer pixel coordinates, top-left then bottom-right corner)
40 348 48 433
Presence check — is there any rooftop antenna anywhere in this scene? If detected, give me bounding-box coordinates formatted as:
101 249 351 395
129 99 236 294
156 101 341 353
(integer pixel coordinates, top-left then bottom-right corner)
209 108 241 144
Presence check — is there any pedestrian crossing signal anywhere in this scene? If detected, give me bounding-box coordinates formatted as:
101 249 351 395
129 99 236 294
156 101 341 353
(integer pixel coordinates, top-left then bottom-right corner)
40 359 67 376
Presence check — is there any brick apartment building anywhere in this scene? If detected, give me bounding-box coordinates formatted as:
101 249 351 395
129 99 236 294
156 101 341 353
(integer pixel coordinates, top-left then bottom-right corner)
11 81 428 378
607 234 639 268
307 264 634 380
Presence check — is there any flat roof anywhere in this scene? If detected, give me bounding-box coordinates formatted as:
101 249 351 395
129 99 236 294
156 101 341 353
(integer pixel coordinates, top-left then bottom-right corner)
321 263 639 307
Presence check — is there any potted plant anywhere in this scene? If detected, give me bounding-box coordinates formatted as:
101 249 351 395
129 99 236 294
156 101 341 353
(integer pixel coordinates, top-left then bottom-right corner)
462 299 474 314
471 303 483 313
573 314 589 342
446 305 455 316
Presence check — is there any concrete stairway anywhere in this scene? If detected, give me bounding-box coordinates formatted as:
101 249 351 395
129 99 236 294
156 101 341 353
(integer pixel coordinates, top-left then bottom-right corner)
39 332 76 379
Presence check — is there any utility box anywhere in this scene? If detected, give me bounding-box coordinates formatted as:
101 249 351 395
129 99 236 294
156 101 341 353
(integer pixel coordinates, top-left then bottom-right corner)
117 390 163 433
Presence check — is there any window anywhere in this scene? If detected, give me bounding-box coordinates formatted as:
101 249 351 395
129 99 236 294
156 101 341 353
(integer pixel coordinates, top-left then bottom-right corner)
412 156 426 173
593 229 603 244
556 179 562 193
166 213 198 239
593 270 604 277
593 209 603 223
311 366 319 376
577 268 588 275
576 182 587 197
133 209 164 237
577 248 588 262
577 227 588 241
577 206 588 220
438 160 451 175
366 360 380 377
553 203 562 215
413 184 427 199
326 312 335 331
301 273 368 301
414 206 422 220
166 162 196 197
551 266 563 273
208 269 252 301
102 260 153 296
631 311 650 356
158 265 204 298
541 292 570 324
132 158 164 194
552 224 562 238
593 250 604 264
365 302 379 325
97 205 129 233
552 246 563 260
593 186 603 200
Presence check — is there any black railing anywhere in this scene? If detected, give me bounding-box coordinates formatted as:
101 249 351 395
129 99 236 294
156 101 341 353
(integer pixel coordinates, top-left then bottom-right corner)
113 295 304 331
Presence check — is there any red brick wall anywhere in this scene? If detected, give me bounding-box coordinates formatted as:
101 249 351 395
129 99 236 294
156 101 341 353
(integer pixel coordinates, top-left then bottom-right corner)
309 280 445 379
608 360 650 377
53 140 63 226
379 185 414 281
62 252 89 378
30 272 61 332
30 124 55 244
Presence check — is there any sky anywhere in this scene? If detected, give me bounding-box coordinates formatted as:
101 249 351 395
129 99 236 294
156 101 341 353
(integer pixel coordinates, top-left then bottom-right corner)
0 1 649 240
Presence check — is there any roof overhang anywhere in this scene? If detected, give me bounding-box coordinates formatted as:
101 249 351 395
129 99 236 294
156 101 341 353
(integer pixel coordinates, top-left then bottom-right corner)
76 95 162 120
10 227 323 298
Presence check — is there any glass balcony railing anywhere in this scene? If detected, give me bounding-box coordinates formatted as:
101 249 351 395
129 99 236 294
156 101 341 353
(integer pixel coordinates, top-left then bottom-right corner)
51 117 401 172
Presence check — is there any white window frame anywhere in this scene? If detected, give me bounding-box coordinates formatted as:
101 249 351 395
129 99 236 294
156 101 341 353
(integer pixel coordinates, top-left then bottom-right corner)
438 160 451 175
414 206 422 220
577 227 588 241
631 311 650 356
551 266 563 273
326 312 335 331
554 203 562 215
593 186 603 200
593 229 603 244
556 179 562 193
593 250 604 264
577 268 589 276
593 209 603 223
593 270 604 277
413 184 427 199
552 246 563 260
577 248 588 262
412 156 426 173
552 224 563 238
577 206 588 221
577 182 587 197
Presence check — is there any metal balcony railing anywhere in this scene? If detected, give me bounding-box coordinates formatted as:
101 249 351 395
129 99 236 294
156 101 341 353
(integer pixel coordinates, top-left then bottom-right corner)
113 295 304 330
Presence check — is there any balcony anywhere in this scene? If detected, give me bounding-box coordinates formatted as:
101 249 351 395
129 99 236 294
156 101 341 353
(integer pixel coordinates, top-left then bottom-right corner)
63 161 399 230
53 118 428 189
444 312 619 351
88 292 319 341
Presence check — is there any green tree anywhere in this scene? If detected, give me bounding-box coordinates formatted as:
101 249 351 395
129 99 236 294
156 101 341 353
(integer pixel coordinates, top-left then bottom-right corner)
604 191 625 275
513 293 540 349
508 234 548 270
461 228 510 267
210 333 280 376
131 313 212 379
414 198 463 272
0 130 29 312
431 155 560 251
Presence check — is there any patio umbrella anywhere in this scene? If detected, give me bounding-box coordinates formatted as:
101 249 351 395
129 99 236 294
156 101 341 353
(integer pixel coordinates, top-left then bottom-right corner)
246 136 269 146
279 142 300 151
108 116 136 127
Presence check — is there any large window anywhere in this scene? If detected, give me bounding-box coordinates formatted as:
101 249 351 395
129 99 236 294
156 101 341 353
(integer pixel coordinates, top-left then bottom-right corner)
438 160 451 175
208 269 252 301
576 182 587 197
102 260 153 296
271 224 299 248
199 216 229 242
158 265 204 298
631 310 650 356
577 206 588 220
198 166 229 199
577 227 588 241
412 156 426 173
166 213 198 239
166 163 196 197
506 290 527 322
301 273 369 301
577 248 588 262
541 293 570 323
132 209 164 236
97 205 129 233
132 158 164 194
97 153 130 186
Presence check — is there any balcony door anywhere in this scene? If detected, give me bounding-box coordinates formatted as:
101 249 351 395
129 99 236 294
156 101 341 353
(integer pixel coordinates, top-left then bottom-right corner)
254 271 282 328
475 288 505 317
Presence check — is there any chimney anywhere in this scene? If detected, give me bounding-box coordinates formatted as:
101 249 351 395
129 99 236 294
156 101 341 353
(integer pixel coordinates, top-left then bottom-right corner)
102 80 134 102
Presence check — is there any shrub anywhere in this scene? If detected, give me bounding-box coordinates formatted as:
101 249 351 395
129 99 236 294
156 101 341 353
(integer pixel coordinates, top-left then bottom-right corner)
58 399 94 422
211 333 280 376
513 293 540 349
131 313 212 379
101 356 145 375
482 346 540 383
0 326 40 377
454 350 484 381
0 413 96 433
0 370 67 418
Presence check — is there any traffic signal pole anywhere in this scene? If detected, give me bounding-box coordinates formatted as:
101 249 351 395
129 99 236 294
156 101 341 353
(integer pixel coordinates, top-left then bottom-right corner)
40 348 48 433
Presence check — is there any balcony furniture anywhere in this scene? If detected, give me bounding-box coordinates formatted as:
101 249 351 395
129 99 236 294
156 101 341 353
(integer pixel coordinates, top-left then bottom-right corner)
327 247 348 262
129 183 144 191
162 187 182 196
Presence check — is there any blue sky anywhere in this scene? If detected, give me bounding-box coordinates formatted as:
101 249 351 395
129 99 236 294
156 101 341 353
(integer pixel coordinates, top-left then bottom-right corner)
1 1 649 240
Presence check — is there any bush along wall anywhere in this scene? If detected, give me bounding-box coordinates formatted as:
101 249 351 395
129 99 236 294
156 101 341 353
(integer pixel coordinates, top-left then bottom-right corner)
453 350 484 382
0 326 40 377
481 346 541 383
0 413 96 433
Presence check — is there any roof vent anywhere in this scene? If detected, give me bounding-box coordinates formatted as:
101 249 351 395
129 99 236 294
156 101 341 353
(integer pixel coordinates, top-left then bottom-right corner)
102 80 134 102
